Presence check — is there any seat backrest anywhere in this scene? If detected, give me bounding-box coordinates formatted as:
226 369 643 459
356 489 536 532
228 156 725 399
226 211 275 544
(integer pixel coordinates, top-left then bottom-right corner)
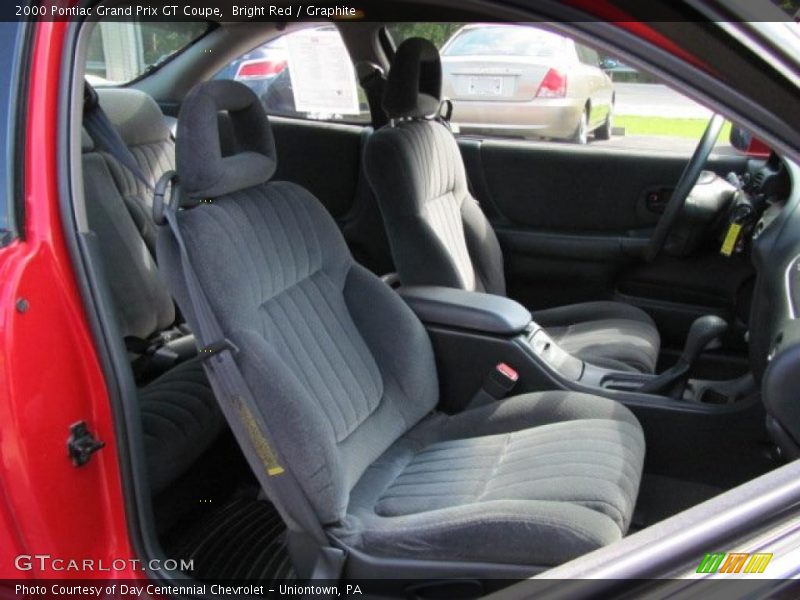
157 80 438 524
97 88 176 253
365 38 506 296
80 129 175 340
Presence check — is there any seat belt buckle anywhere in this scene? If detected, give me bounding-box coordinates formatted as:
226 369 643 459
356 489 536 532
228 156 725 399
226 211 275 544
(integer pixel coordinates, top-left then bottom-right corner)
468 363 519 409
483 363 519 399
199 338 239 361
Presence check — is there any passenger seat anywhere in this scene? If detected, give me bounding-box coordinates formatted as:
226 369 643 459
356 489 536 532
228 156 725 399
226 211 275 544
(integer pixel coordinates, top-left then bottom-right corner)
96 88 176 254
81 92 224 497
158 79 645 572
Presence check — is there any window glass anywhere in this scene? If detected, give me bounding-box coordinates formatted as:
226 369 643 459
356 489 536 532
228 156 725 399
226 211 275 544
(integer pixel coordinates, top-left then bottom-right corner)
215 26 370 124
0 21 22 244
442 26 565 58
86 21 209 86
576 44 600 67
387 23 462 49
387 23 732 153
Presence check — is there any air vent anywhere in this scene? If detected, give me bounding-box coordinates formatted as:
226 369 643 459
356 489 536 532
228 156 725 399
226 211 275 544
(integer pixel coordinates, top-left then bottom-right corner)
752 172 766 189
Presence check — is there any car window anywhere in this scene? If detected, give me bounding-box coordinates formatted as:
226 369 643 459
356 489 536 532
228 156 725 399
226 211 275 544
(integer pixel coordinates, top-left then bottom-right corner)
388 23 732 153
0 21 24 246
86 21 209 86
576 44 600 67
215 26 371 124
442 26 565 58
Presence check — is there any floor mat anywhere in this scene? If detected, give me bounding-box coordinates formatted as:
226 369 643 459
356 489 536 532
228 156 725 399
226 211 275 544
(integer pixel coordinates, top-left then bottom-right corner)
166 496 296 582
632 474 723 530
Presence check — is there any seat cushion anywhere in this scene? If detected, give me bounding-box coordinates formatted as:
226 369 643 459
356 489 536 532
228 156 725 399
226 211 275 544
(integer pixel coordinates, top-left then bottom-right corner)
139 357 225 495
340 392 645 567
535 301 660 374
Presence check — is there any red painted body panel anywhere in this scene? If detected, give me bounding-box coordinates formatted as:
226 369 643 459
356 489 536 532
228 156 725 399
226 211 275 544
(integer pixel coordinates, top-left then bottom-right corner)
563 0 710 71
0 21 136 579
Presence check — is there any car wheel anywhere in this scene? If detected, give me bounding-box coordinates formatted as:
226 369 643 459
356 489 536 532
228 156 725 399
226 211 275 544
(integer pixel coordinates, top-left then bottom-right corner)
595 106 613 140
571 109 589 144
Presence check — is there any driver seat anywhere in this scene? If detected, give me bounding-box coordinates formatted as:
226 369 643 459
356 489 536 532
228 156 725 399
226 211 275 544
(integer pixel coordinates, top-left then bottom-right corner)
365 38 661 373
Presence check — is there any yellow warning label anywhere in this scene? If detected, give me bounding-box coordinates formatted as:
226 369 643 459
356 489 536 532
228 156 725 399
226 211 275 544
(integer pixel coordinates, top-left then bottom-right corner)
233 396 285 476
721 223 742 257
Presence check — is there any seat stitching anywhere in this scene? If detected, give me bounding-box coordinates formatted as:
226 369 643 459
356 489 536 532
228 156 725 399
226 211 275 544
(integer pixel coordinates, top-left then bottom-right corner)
309 274 383 414
262 298 351 437
487 473 636 507
284 283 364 429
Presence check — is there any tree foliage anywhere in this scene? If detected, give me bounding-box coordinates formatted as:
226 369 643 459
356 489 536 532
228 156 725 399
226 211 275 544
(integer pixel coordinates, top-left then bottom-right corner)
774 0 798 15
387 23 463 48
140 21 208 66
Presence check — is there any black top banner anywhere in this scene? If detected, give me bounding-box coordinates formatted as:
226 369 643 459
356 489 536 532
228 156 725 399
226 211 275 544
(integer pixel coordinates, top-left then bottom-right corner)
3 0 798 22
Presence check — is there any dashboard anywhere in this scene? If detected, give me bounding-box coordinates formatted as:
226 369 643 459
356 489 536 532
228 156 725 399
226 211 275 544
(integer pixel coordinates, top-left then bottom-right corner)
744 153 800 458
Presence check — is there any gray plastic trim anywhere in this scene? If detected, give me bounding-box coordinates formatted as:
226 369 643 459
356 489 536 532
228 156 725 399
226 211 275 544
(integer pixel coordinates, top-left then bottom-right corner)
399 285 531 335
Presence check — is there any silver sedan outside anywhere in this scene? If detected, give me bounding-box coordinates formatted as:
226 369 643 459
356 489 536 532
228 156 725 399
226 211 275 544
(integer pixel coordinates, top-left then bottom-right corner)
441 24 615 143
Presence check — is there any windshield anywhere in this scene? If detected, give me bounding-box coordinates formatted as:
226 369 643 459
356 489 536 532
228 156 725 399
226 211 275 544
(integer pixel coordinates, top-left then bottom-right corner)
442 26 566 57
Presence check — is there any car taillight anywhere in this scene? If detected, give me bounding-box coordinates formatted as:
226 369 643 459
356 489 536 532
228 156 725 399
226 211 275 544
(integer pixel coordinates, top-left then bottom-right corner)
536 68 567 98
236 59 287 79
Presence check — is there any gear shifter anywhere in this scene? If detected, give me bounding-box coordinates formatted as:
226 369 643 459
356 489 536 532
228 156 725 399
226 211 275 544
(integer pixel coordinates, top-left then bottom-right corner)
639 315 728 397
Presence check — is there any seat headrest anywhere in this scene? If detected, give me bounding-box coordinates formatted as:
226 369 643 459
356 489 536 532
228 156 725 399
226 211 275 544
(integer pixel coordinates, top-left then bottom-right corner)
96 87 172 147
383 38 442 119
176 80 277 200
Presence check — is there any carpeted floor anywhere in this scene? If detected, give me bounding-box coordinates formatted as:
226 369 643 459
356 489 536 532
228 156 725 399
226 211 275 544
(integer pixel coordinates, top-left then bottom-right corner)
631 473 723 530
166 495 295 583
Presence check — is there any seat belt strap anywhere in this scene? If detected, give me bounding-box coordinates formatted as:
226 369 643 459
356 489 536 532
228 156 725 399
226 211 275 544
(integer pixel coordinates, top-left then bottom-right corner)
157 172 345 580
83 82 154 192
358 65 389 129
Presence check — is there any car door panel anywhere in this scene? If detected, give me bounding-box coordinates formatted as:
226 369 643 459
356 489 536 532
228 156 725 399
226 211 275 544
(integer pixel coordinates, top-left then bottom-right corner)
464 139 746 231
588 69 606 126
269 116 362 218
459 138 753 347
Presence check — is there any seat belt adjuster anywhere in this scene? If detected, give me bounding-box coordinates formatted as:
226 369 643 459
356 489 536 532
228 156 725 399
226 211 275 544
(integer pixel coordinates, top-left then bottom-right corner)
199 338 239 361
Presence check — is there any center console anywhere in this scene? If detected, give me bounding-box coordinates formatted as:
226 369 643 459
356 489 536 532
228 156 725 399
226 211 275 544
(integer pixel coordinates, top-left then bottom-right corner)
398 286 772 491
398 285 752 414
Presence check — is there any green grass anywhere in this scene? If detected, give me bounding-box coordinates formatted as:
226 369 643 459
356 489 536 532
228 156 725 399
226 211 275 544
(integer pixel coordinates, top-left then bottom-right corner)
615 115 732 139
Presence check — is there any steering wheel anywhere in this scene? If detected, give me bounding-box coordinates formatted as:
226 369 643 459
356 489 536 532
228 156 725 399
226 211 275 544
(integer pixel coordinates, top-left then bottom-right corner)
645 114 727 262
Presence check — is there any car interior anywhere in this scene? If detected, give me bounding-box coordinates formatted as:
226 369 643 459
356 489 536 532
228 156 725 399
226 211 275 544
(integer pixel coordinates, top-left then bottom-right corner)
66 11 800 596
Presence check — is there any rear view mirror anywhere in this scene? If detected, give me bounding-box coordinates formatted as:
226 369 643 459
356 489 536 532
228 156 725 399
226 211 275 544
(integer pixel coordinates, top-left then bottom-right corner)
729 125 770 157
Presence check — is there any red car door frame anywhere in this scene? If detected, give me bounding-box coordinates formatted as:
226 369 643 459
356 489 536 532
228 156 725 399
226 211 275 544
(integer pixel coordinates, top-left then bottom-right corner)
0 20 136 580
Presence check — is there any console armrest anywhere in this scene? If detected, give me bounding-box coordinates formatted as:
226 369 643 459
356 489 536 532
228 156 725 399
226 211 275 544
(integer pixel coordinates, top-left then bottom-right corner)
399 286 531 335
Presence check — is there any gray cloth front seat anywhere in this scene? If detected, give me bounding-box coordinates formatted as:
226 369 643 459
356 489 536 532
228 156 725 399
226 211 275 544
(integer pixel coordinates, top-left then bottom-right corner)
364 38 660 374
158 80 645 570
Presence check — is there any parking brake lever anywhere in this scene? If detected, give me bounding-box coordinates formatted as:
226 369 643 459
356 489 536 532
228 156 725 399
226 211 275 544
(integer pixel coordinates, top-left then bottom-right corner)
639 315 728 398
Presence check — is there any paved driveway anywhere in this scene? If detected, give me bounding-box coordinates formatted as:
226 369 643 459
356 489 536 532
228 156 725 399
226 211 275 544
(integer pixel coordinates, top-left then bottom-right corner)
592 135 736 154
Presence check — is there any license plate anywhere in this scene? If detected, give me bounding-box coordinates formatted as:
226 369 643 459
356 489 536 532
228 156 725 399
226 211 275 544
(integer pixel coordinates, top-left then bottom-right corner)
468 76 503 96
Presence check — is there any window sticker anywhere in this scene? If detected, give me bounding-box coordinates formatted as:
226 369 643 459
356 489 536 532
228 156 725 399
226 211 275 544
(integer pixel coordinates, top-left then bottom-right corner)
285 29 360 116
